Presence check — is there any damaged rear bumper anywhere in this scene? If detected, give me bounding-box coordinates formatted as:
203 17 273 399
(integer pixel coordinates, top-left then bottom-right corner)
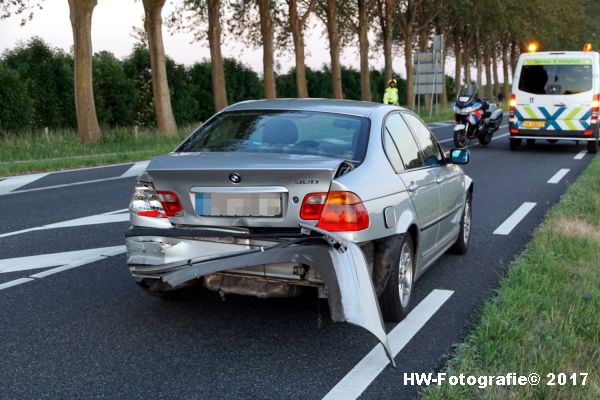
125 224 395 367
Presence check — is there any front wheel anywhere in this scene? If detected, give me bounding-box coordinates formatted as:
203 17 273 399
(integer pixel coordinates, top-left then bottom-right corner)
454 129 468 148
587 139 598 153
379 235 415 322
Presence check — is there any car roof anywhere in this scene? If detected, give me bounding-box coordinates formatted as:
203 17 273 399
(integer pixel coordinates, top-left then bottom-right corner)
223 98 396 118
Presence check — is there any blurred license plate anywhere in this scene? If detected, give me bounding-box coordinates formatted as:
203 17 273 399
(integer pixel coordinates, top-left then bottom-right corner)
194 192 282 217
523 120 545 129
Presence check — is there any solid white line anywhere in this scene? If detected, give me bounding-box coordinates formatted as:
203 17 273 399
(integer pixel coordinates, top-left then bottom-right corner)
574 150 587 160
493 202 537 235
0 172 49 195
0 245 125 273
547 168 570 184
0 161 145 180
121 160 150 178
322 289 454 400
0 175 132 196
0 278 34 290
0 209 130 239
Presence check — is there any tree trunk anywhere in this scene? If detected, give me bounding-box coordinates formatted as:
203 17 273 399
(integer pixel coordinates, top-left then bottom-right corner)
405 31 414 108
207 0 227 111
474 32 483 98
463 42 471 86
143 0 177 136
453 33 462 98
378 0 394 83
501 42 510 102
484 46 492 100
258 0 276 99
510 40 518 80
357 0 371 101
326 0 342 98
289 0 309 97
68 0 101 144
492 48 499 99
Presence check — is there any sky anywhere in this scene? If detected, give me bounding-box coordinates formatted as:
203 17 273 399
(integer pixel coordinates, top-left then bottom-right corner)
0 0 407 76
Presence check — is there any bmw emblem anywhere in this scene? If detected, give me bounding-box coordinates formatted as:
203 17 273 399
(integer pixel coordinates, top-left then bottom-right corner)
229 173 241 184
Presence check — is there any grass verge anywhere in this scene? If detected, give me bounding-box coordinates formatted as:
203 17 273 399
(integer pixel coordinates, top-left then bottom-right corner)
423 155 600 399
0 125 192 176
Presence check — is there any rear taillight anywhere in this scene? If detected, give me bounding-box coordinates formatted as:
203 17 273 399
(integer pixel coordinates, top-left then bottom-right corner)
591 94 599 124
300 191 370 232
157 191 184 217
509 94 516 118
130 182 167 218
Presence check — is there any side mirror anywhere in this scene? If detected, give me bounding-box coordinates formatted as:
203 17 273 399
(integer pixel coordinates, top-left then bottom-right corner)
450 148 469 164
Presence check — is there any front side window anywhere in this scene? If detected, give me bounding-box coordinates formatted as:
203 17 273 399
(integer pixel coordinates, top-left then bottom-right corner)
385 113 423 169
402 113 443 167
177 111 370 162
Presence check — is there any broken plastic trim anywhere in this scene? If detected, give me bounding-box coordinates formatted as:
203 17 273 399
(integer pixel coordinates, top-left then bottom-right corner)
157 223 395 367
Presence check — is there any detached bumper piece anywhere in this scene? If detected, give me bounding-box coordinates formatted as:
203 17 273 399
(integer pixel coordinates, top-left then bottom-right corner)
125 224 395 367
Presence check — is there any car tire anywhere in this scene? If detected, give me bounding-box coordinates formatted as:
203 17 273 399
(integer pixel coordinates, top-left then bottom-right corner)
379 235 415 322
587 139 598 153
509 138 522 151
449 192 472 255
526 139 536 147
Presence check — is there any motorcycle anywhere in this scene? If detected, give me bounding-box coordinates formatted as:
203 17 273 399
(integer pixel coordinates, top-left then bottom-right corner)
453 84 503 148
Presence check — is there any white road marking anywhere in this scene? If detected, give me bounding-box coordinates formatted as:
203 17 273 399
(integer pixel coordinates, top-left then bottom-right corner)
121 160 150 178
0 245 126 291
0 175 131 196
0 245 125 273
493 202 537 235
0 172 49 195
0 278 34 290
574 150 587 160
322 289 454 400
547 168 570 184
0 209 129 239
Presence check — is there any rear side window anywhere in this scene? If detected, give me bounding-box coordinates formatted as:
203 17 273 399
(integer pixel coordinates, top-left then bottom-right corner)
518 61 593 95
385 113 423 169
402 113 443 167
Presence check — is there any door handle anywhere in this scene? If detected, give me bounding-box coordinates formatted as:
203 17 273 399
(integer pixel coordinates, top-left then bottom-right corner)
436 177 445 184
407 182 419 192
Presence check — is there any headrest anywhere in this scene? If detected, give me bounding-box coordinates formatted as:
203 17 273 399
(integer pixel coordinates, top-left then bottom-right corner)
262 118 298 146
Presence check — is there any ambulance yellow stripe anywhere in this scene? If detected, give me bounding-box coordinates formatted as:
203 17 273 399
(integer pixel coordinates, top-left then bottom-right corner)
564 120 577 130
523 106 539 119
565 107 582 120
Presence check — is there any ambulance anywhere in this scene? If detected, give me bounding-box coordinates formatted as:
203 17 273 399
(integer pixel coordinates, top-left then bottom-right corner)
509 47 600 153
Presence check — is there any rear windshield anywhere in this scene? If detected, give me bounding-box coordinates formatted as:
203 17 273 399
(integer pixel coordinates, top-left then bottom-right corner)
518 62 593 95
177 110 370 161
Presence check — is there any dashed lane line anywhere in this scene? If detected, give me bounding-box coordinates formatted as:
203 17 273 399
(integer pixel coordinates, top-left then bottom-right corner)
493 202 537 236
547 168 570 184
574 150 587 160
322 289 454 400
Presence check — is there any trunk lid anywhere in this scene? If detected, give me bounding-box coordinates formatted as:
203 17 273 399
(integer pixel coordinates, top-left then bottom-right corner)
146 152 345 228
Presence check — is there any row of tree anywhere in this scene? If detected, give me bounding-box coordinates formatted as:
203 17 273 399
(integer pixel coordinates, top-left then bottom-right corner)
1 37 436 133
2 0 599 143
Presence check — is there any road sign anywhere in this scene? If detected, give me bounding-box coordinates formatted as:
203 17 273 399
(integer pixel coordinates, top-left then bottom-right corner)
413 35 445 116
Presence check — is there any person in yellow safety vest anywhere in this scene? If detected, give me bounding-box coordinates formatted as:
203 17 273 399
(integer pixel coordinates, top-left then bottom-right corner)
383 79 399 105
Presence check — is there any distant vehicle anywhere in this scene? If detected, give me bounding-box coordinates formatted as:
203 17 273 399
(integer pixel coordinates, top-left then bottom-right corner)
453 84 504 148
125 99 473 365
509 50 600 153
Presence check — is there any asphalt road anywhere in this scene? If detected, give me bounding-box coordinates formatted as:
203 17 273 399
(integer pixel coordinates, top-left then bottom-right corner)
0 119 595 399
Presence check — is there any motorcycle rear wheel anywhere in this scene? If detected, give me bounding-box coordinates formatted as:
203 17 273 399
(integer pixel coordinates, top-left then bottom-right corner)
478 129 492 145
